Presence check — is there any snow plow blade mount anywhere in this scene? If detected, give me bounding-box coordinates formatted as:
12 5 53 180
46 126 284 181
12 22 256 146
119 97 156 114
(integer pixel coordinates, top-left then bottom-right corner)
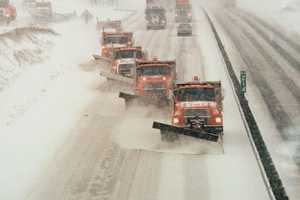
152 122 222 142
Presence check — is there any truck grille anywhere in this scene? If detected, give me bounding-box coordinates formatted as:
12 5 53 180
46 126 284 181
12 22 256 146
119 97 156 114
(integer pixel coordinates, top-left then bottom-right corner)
144 90 167 98
184 109 210 118
143 83 166 96
184 109 210 127
144 83 165 90
144 83 167 97
119 64 134 77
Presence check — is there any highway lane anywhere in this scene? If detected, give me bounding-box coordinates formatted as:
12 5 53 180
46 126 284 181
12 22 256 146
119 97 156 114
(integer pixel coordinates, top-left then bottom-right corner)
28 2 271 200
213 6 300 199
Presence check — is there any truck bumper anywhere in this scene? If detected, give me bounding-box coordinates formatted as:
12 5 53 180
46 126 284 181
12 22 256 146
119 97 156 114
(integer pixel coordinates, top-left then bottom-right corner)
100 70 134 86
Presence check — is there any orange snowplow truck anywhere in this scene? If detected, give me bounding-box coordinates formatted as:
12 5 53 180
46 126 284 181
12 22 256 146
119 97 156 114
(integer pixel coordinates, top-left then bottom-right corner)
153 79 223 142
119 59 176 106
101 32 133 58
111 46 147 77
0 0 16 24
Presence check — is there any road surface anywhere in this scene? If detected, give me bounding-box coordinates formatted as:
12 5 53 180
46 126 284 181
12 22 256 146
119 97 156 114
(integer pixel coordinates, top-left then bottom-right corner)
27 2 274 200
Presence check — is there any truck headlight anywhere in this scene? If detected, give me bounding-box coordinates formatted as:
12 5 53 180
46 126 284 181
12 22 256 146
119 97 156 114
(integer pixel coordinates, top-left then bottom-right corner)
215 117 222 123
173 117 179 124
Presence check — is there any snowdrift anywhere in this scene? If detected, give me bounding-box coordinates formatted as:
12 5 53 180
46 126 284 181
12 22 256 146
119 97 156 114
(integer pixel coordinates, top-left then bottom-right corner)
0 27 58 90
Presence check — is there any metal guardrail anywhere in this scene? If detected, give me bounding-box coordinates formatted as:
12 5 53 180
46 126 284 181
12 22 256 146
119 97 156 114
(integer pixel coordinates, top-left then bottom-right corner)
203 8 289 200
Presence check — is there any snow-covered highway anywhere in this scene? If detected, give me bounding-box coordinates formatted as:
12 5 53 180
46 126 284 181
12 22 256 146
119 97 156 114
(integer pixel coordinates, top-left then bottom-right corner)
0 0 299 200
27 2 271 200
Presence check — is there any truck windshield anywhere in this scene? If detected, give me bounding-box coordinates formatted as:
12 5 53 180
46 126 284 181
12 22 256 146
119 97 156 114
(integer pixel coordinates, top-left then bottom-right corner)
137 66 170 76
176 88 215 102
114 50 142 59
104 36 129 44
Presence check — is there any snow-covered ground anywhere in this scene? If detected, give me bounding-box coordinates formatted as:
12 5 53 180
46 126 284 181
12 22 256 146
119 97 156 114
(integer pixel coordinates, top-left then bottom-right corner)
25 2 271 199
0 0 299 199
0 1 135 199
237 0 300 34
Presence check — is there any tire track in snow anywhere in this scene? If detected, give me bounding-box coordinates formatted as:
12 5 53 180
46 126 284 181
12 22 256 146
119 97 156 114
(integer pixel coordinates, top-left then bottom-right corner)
228 10 300 104
232 9 300 75
225 11 300 137
215 12 293 138
237 9 300 54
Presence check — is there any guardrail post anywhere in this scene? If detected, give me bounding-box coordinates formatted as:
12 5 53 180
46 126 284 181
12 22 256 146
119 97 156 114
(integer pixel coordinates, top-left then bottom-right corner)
240 70 247 97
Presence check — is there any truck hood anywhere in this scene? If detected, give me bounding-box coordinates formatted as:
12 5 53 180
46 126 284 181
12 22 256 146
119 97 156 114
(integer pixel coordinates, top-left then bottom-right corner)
177 101 217 109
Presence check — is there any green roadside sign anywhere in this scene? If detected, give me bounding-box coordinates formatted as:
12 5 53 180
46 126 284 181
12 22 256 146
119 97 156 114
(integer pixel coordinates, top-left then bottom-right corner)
240 70 246 96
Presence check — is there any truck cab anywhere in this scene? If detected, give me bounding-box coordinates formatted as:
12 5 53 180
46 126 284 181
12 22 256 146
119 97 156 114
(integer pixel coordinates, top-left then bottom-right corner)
0 0 16 24
101 32 133 58
112 46 146 78
135 60 176 98
171 80 223 133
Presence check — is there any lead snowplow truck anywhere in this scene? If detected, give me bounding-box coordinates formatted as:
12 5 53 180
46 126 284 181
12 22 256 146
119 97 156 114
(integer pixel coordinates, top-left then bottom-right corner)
145 6 167 30
153 79 223 142
0 0 16 24
119 59 176 107
99 32 134 59
100 46 147 86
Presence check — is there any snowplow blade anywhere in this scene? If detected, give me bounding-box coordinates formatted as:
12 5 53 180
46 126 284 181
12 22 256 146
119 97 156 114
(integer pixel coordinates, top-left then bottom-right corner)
100 70 134 86
152 122 221 142
80 55 111 71
93 54 112 63
119 92 170 107
119 92 136 101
